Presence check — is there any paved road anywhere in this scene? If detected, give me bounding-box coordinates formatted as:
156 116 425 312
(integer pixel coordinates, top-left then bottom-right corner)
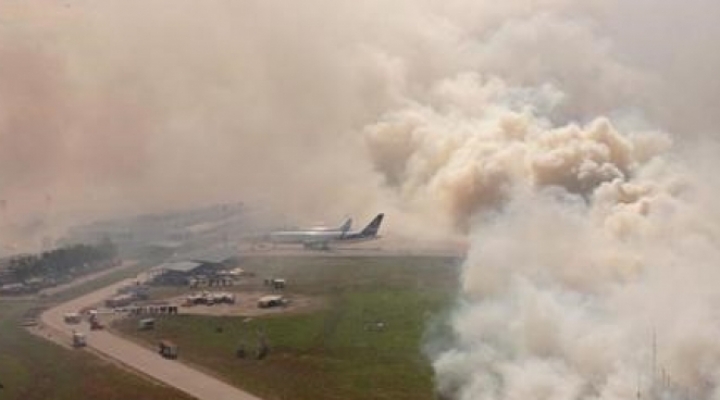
40 276 262 400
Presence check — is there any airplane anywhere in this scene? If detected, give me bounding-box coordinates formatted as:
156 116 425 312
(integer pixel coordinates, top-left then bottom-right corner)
261 216 351 246
269 217 352 235
264 213 384 250
307 217 352 233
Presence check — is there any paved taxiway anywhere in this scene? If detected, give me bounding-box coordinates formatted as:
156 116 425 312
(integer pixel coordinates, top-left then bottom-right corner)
39 276 262 400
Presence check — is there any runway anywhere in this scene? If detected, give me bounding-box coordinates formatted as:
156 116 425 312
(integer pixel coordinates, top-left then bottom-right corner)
240 236 467 258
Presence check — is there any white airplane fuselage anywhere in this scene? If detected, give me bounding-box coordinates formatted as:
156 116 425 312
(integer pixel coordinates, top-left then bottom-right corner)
266 214 384 249
268 230 346 243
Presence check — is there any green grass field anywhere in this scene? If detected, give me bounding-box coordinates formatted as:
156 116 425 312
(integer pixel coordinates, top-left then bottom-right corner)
114 255 461 400
0 261 195 400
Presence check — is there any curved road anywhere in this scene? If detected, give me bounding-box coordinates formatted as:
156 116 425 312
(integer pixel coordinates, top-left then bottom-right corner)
39 276 262 400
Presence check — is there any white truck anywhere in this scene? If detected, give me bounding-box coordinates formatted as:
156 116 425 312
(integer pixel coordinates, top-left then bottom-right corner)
72 331 86 348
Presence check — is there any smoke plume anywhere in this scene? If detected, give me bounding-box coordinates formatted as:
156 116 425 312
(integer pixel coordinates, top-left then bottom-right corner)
2 2 720 397
361 1 720 399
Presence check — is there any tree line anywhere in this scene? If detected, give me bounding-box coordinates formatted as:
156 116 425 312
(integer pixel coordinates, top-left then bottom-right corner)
4 239 118 284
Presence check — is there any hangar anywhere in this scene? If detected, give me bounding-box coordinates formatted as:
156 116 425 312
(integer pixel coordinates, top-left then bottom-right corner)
182 249 239 269
151 250 242 286
151 261 204 285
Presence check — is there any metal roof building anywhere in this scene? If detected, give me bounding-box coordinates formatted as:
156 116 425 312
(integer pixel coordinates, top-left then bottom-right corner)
150 262 204 286
154 261 203 274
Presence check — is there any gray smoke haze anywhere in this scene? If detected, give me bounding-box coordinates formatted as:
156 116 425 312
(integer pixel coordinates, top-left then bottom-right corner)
2 2 720 397
360 1 720 399
0 1 395 248
1 1 717 235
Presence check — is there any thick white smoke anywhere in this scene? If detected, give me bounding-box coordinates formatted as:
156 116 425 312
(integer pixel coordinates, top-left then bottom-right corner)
358 2 720 399
368 79 720 397
365 72 673 232
432 184 720 399
364 66 720 398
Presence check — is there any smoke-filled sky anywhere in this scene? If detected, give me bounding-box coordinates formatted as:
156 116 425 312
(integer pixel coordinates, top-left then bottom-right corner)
3 0 720 398
0 1 718 234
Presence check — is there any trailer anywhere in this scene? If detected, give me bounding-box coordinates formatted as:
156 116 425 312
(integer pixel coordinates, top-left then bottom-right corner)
159 340 178 359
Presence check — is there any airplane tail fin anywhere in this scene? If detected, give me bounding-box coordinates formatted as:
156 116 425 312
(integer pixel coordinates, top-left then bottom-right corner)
360 213 384 237
339 218 352 233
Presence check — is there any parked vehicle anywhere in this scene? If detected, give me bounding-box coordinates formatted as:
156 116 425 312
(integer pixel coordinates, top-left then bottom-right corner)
72 331 86 348
257 295 286 308
138 318 155 330
159 340 178 359
63 312 82 324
